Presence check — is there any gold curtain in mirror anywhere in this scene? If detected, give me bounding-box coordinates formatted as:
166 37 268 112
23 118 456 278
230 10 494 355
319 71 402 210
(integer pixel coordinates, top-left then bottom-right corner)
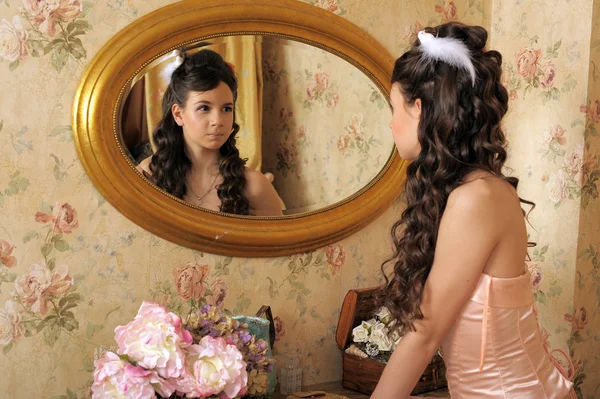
122 36 263 171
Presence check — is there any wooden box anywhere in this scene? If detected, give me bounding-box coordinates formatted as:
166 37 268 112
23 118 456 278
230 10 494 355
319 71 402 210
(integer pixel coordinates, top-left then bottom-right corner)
336 287 447 396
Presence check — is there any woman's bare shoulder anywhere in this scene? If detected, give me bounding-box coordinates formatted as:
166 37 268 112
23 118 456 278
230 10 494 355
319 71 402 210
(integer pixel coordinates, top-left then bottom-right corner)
135 156 153 176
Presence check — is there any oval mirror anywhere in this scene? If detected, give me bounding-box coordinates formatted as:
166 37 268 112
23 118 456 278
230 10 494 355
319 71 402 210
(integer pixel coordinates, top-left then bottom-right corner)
73 0 408 256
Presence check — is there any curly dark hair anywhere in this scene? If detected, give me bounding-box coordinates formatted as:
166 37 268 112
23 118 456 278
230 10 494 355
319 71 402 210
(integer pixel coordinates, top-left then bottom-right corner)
372 22 534 332
148 48 249 215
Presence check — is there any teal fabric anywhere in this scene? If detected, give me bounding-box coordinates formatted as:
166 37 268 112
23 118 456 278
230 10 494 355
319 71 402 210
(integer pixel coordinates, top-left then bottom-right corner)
233 315 277 395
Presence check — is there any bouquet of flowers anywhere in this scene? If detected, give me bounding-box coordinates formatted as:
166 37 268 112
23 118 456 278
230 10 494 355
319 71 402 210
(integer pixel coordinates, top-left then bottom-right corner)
91 302 275 398
346 306 402 363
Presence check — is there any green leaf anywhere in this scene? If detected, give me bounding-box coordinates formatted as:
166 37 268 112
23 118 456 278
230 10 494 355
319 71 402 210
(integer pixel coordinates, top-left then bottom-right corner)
74 20 92 31
49 125 72 137
86 323 104 339
9 60 18 71
51 48 69 72
66 22 75 34
54 239 70 252
23 230 39 243
553 40 562 51
65 293 82 302
44 39 64 55
3 343 12 354
62 316 79 332
18 177 29 191
43 324 61 347
41 243 53 258
37 315 58 333
0 193 3 207
68 41 86 60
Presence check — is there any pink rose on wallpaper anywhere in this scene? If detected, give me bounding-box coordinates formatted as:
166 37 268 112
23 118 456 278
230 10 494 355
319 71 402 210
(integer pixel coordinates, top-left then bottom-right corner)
21 0 83 37
325 244 346 275
582 151 598 182
546 171 568 204
337 135 350 153
543 124 567 146
0 300 25 346
297 125 307 140
0 16 31 63
435 0 458 22
273 316 285 341
347 113 364 137
279 108 293 125
314 71 330 92
174 336 247 398
580 99 600 123
173 262 210 301
35 202 79 234
540 61 556 88
515 48 542 79
14 262 74 315
207 278 228 309
278 143 298 166
315 0 340 14
327 93 339 108
564 307 587 332
404 20 423 43
114 302 192 380
566 145 584 186
527 262 542 290
0 239 17 268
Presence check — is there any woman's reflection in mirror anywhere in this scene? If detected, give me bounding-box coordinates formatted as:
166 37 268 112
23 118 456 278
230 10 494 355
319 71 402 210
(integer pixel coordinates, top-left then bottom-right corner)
137 49 283 216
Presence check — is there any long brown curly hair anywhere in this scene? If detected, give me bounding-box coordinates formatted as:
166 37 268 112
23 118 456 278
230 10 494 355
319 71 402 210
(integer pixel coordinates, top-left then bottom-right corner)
372 22 534 332
148 49 249 215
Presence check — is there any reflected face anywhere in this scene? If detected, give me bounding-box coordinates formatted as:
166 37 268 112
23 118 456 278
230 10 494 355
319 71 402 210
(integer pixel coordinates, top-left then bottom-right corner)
389 83 421 161
172 81 235 151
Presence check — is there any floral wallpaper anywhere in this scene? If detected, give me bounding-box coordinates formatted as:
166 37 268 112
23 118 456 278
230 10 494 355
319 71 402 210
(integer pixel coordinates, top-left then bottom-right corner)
490 0 600 397
261 38 392 214
0 1 598 399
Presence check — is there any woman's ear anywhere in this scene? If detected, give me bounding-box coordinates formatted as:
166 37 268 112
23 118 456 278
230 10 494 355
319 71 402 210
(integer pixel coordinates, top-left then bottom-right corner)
172 103 184 126
413 98 422 120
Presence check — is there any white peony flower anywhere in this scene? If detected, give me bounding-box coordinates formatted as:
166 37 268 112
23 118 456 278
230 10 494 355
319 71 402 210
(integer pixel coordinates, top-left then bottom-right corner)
376 307 393 324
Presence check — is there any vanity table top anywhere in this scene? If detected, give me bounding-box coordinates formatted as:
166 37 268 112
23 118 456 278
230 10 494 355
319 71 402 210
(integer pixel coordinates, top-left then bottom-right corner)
272 381 450 398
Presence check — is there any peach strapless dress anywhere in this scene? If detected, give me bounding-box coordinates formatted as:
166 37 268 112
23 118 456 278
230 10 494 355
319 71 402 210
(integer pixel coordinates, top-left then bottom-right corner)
438 271 575 398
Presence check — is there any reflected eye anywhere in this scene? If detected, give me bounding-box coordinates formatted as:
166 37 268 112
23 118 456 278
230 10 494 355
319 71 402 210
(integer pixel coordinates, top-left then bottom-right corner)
222 106 233 113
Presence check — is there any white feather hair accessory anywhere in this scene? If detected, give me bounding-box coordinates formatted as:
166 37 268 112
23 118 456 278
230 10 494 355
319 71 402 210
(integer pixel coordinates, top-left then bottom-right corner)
417 30 477 86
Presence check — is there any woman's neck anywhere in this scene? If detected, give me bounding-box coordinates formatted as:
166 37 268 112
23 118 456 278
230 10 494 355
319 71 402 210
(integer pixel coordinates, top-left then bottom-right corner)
185 144 222 175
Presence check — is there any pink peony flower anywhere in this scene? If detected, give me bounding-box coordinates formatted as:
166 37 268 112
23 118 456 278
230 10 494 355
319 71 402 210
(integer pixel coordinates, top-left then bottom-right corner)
21 0 83 37
114 302 193 380
0 16 30 62
515 48 542 79
175 336 248 399
540 61 556 88
337 135 350 153
35 202 79 234
325 244 346 275
91 352 159 399
207 278 228 309
0 300 25 346
173 262 210 301
0 239 17 268
581 99 600 123
14 262 73 315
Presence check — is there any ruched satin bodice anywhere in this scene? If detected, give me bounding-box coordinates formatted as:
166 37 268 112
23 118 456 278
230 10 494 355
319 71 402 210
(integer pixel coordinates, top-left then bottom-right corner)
439 271 574 398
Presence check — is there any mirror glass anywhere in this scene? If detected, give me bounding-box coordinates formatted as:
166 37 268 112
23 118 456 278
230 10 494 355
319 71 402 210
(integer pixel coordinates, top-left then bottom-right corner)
119 35 394 216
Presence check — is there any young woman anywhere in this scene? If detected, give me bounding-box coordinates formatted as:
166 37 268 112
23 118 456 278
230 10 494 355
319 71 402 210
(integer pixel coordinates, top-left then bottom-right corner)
371 22 575 398
136 49 283 216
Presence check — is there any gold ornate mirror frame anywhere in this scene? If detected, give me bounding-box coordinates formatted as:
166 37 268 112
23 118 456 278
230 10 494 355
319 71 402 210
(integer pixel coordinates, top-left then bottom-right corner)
73 0 407 257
